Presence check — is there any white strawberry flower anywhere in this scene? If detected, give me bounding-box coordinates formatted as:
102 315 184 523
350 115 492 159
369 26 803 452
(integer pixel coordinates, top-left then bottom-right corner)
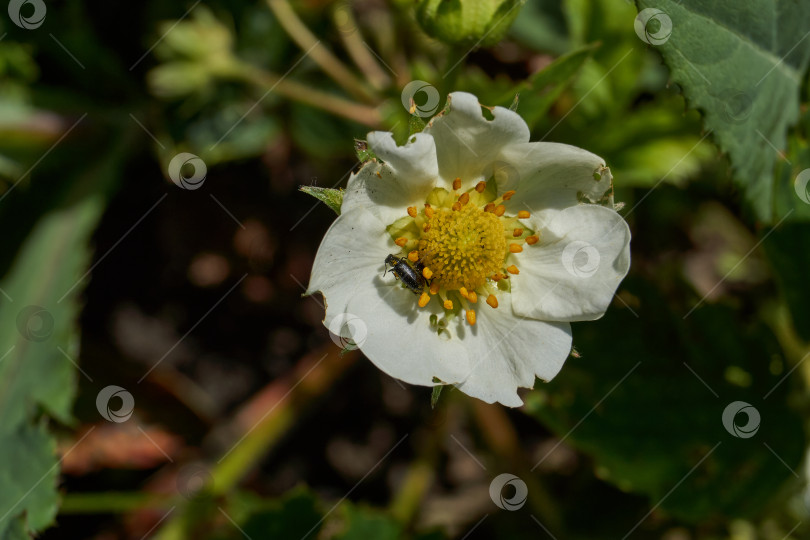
307 92 631 407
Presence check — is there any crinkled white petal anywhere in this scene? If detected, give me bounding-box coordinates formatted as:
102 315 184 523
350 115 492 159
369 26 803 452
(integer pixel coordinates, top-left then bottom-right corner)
341 133 438 224
511 204 631 322
423 92 530 188
306 207 469 386
345 283 472 387
497 142 613 219
453 298 573 407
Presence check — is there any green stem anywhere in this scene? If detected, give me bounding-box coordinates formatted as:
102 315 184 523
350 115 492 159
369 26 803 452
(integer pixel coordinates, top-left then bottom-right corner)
331 4 391 91
266 0 377 104
60 492 177 514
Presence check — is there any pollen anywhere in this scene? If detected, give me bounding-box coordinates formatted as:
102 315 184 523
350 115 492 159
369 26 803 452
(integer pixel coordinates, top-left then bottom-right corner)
502 190 516 200
395 237 408 247
418 205 507 291
453 178 461 190
486 294 498 308
466 309 476 325
507 265 519 275
494 205 506 217
513 228 523 237
418 292 430 307
475 181 486 193
408 250 419 262
422 267 433 280
526 235 539 245
458 192 470 205
467 291 477 303
424 205 434 218
518 210 530 219
509 244 523 253
407 206 417 217
443 299 453 310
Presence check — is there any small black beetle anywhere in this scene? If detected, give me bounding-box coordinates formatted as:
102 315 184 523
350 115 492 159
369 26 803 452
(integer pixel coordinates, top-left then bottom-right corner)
384 254 425 294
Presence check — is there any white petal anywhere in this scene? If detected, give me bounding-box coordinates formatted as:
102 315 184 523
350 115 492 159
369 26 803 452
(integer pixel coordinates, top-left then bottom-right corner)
511 205 631 322
454 299 573 407
423 92 530 188
497 142 613 219
341 132 438 224
307 207 469 386
346 282 472 387
306 207 392 327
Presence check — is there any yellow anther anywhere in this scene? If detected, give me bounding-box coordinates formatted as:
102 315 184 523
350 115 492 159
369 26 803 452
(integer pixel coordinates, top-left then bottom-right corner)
395 237 408 247
513 228 523 237
526 235 539 245
443 299 454 310
475 181 487 193
453 178 461 190
451 202 462 211
494 204 506 217
486 294 499 308
468 291 478 303
484 203 496 213
509 244 523 253
424 204 434 218
459 286 468 298
507 265 519 275
502 190 516 200
376 171 382 178
458 192 470 205
466 309 476 325
422 267 433 280
518 210 530 219
423 223 431 232
429 282 440 294
407 206 417 217
408 250 419 262
418 292 430 307
491 273 503 281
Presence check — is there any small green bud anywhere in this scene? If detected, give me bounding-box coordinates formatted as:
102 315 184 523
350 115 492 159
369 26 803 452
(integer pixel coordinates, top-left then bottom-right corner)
415 0 526 48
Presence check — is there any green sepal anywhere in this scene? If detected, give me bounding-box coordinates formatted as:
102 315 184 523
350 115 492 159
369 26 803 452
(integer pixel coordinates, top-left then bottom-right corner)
300 186 344 215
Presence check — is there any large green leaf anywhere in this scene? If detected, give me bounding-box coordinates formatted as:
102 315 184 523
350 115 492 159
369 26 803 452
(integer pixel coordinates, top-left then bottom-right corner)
0 129 130 537
635 0 810 222
525 277 805 524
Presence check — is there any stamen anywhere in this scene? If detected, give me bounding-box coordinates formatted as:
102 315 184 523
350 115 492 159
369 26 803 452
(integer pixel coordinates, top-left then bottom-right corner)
424 205 434 218
484 203 496 213
517 210 530 219
395 237 408 247
407 206 417 217
494 205 506 217
423 223 430 232
466 309 476 325
453 178 461 190
458 192 470 205
408 250 419 262
502 190 516 200
513 228 523 237
507 265 519 275
451 202 462 211
509 244 523 253
418 292 430 307
526 235 539 245
475 181 486 193
459 287 469 299
444 299 453 310
468 291 477 303
486 294 498 308
429 282 439 294
422 267 433 280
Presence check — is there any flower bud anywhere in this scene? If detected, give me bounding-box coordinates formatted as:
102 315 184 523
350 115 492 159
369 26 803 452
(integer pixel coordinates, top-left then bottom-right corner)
415 0 525 47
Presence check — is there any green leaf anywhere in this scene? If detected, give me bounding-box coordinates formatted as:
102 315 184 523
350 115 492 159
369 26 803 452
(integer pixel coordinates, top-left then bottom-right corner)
299 185 344 215
0 423 59 537
408 113 426 136
634 0 810 222
0 130 130 537
241 487 323 539
525 278 805 523
334 504 402 540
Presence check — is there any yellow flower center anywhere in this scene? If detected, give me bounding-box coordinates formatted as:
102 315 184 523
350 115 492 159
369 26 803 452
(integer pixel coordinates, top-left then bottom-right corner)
419 205 506 291
385 178 541 329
